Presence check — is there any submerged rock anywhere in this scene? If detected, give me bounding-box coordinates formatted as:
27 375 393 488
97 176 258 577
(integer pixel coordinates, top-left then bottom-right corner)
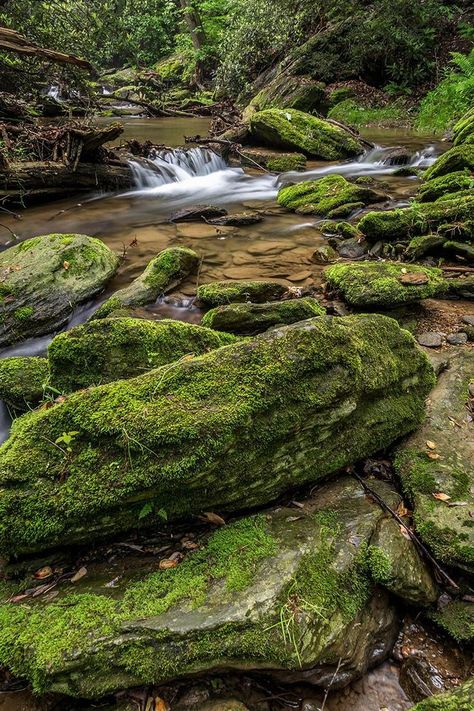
277 175 386 216
250 109 364 160
48 318 237 392
411 678 474 710
0 356 48 412
0 314 434 556
93 247 199 318
170 206 227 223
0 477 435 697
325 262 446 307
0 233 119 346
196 280 292 306
201 297 325 335
395 349 474 573
358 194 474 242
208 213 263 227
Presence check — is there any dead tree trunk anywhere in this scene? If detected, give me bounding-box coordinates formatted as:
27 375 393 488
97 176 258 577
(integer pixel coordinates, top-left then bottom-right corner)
0 26 95 73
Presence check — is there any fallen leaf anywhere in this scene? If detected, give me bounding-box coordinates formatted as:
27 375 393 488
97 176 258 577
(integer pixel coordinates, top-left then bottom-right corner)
154 697 169 711
63 260 70 270
447 501 468 507
427 452 440 460
426 440 437 450
396 502 409 517
71 566 87 583
201 511 226 526
34 566 53 580
286 516 302 522
399 525 412 540
8 593 30 603
159 559 178 570
181 539 199 550
433 492 451 501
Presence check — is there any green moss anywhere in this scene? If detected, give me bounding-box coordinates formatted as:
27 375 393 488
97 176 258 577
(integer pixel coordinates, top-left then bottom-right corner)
328 99 409 128
318 221 360 239
277 175 385 216
48 317 236 392
423 144 474 180
357 194 474 242
201 298 325 335
453 109 474 146
197 280 290 307
0 357 49 412
325 262 446 307
430 601 474 643
93 247 199 318
418 170 474 203
405 234 447 259
266 154 306 172
13 306 34 321
411 679 474 711
0 315 434 556
365 546 393 584
244 76 326 119
250 108 363 160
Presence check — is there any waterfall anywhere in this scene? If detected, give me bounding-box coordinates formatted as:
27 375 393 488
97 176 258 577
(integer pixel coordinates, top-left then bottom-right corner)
129 147 228 189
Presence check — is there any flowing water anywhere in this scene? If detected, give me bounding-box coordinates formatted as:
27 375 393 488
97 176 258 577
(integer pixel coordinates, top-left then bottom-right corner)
0 120 449 710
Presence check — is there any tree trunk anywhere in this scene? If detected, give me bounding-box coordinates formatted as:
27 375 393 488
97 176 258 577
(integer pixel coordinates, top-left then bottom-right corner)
178 0 206 51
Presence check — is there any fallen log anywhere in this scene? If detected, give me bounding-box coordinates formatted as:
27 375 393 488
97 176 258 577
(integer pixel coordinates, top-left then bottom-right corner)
0 26 94 73
98 95 199 119
0 160 132 203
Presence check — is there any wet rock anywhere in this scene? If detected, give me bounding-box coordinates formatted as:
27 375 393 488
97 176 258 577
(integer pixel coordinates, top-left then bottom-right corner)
446 332 468 345
417 171 474 203
208 213 263 227
405 234 447 260
417 332 443 348
443 240 474 263
395 349 474 573
336 237 367 259
463 314 474 326
0 477 435 697
395 616 473 702
201 297 325 335
197 280 291 306
48 318 237 392
278 175 386 216
0 356 48 412
423 144 474 180
318 221 360 239
393 167 419 177
0 233 119 347
358 194 474 242
411 678 474 710
446 275 474 299
93 247 199 318
0 314 434 557
325 262 446 307
169 206 227 223
311 244 338 263
239 147 307 172
250 108 364 159
324 662 411 711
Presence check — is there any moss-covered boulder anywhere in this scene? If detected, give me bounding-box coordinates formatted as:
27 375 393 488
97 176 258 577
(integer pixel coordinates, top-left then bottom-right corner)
0 314 434 557
93 247 199 319
446 274 474 299
430 600 474 645
405 234 447 260
48 318 237 392
325 262 446 308
318 221 360 239
239 147 306 172
411 679 474 711
0 357 49 412
0 234 119 346
277 175 386 216
357 194 474 242
453 108 474 147
243 74 326 121
196 280 291 307
0 477 435 697
249 109 364 160
201 298 324 335
423 145 474 180
395 349 474 573
418 170 474 203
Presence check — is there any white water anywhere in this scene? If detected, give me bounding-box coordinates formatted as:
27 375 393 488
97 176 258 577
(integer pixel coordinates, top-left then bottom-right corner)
125 144 439 207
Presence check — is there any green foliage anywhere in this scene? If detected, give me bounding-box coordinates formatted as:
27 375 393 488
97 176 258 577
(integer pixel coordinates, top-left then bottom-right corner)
416 49 474 133
328 99 409 128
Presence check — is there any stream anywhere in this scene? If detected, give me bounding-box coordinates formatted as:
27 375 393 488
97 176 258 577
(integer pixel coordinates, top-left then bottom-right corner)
0 119 452 710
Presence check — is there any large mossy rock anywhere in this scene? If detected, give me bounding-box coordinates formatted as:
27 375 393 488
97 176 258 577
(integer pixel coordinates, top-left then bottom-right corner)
196 280 291 307
453 108 474 146
243 74 326 121
446 274 474 299
357 194 474 242
201 298 325 335
48 318 237 392
277 175 386 216
0 234 119 346
417 170 474 203
249 109 364 160
93 247 199 319
0 477 436 697
0 357 48 412
395 349 474 574
325 262 446 307
411 679 474 711
0 315 434 557
423 145 474 180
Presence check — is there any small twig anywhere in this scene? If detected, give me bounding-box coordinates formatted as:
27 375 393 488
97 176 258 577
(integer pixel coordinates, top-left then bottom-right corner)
0 223 17 239
352 469 459 590
320 657 343 711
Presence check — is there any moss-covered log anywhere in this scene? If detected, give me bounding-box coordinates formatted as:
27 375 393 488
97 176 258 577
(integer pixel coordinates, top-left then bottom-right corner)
0 478 435 697
0 233 119 347
0 314 434 557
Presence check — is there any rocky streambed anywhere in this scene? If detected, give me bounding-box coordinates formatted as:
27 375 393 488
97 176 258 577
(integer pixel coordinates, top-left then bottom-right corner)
0 109 472 711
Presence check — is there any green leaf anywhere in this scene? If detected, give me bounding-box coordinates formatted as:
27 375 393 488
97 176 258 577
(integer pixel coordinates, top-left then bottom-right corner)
138 502 154 520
